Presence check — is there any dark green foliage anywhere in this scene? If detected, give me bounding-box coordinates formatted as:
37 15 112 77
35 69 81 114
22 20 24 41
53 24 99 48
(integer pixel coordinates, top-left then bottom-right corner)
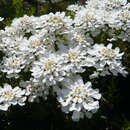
0 0 130 130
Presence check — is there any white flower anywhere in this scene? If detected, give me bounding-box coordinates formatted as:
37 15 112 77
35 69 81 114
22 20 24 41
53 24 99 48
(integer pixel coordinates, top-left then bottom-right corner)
71 111 84 122
74 8 96 26
40 12 72 32
107 0 127 7
118 9 130 24
31 53 66 86
73 32 90 47
19 79 49 102
67 4 81 13
56 75 101 121
28 34 46 56
89 71 99 79
0 17 4 22
0 84 26 111
87 43 128 77
11 15 33 33
1 55 26 78
61 46 90 73
74 6 104 32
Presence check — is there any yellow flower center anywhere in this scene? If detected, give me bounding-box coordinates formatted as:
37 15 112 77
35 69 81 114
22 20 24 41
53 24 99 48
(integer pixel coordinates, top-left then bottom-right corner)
8 60 14 67
121 11 130 19
32 40 40 47
85 10 95 21
49 16 62 24
8 59 19 67
68 51 78 60
44 60 55 70
4 91 15 99
101 48 115 57
110 0 120 3
74 34 85 42
20 18 29 24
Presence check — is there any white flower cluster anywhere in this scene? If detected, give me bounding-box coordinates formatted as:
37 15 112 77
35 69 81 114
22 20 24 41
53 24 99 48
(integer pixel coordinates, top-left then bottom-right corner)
55 75 101 121
72 0 130 42
0 0 129 121
0 84 26 111
88 43 128 78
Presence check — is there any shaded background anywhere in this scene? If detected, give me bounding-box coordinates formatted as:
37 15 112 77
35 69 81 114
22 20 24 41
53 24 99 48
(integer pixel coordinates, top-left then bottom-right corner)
0 0 130 130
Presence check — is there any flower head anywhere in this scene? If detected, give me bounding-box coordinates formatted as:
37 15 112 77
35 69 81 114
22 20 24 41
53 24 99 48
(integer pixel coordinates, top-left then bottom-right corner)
56 75 101 121
0 84 26 111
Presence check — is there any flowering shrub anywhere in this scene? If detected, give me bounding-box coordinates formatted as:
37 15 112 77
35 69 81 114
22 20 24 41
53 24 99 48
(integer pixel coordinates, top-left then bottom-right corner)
0 0 129 123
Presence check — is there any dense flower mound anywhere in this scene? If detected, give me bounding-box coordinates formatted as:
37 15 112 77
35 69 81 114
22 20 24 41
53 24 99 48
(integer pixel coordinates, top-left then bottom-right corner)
0 0 129 121
0 84 26 111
